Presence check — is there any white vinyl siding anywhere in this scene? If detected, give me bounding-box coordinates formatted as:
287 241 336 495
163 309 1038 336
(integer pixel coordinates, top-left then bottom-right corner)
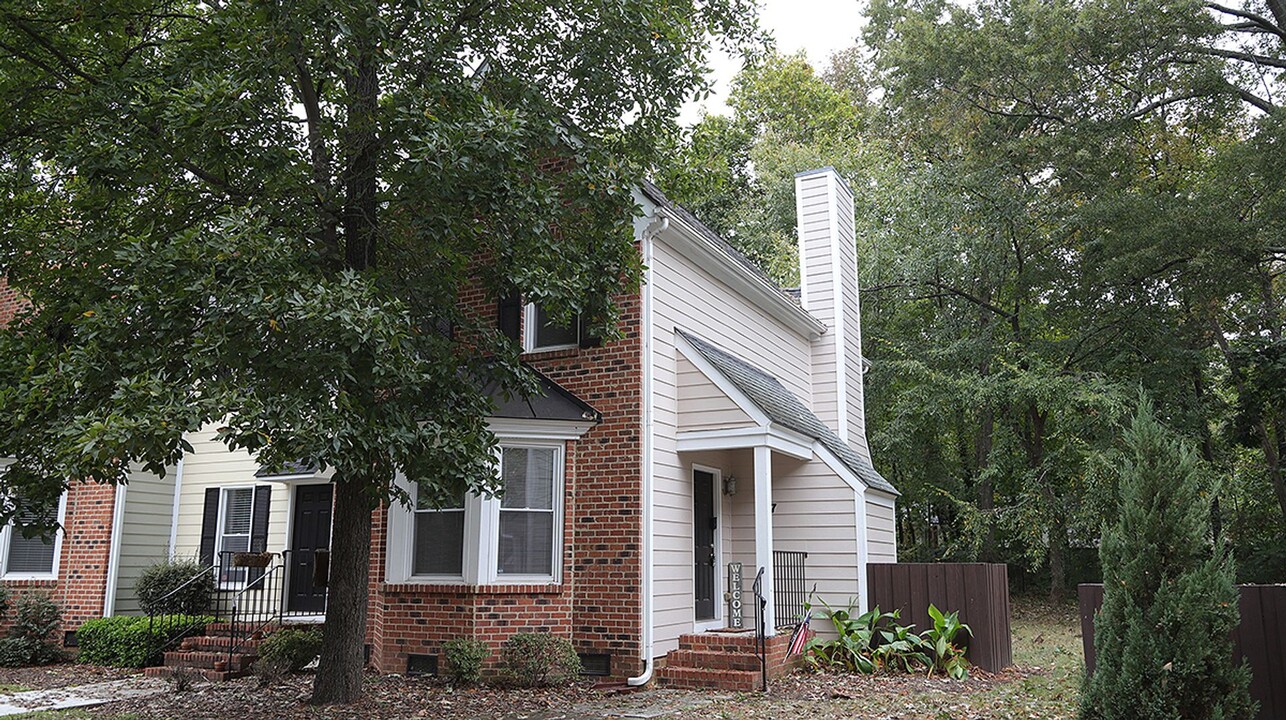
866 496 898 564
675 355 756 431
649 227 818 655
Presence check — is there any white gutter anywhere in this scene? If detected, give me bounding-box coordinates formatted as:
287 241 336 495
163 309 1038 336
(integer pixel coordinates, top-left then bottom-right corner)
102 482 128 617
167 457 185 559
628 215 665 687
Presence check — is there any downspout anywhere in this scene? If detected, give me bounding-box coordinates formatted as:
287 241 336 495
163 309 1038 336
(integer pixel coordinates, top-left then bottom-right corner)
628 215 666 687
167 457 185 560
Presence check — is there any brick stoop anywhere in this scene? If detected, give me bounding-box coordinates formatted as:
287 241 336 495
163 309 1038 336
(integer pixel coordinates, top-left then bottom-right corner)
143 622 279 681
657 628 809 691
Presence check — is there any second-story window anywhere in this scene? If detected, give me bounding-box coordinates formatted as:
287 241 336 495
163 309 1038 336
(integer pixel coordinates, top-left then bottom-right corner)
526 303 581 352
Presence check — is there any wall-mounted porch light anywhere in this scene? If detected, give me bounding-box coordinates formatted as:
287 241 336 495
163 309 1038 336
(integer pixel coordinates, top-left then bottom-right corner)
723 475 737 496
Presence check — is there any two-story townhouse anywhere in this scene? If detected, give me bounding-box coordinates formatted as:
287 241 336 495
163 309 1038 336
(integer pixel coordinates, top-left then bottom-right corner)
0 167 897 689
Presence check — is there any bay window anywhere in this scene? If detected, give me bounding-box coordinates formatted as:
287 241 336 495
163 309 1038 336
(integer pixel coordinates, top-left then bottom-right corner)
390 442 565 585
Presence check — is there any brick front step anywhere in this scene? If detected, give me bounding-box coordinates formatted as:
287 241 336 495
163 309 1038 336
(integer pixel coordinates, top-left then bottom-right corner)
665 649 763 672
657 665 762 691
179 635 262 653
163 650 258 672
203 622 278 638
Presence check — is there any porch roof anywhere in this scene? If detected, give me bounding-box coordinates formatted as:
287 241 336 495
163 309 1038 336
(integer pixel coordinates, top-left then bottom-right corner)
481 364 601 423
676 329 897 495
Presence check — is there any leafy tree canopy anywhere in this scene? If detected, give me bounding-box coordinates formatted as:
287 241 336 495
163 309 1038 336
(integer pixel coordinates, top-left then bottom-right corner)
0 0 762 702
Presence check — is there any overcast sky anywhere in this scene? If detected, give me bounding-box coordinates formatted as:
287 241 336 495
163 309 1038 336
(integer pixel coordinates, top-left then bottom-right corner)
679 0 867 125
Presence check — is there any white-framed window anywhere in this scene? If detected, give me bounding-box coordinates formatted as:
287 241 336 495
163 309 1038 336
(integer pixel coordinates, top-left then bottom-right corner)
524 303 581 352
412 489 466 577
389 441 566 585
0 492 67 580
217 486 254 585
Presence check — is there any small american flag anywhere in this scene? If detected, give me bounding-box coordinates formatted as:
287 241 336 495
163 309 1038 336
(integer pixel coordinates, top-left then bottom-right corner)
786 611 812 656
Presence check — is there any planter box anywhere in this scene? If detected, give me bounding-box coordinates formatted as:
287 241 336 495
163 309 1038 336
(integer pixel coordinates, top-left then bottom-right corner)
232 552 273 568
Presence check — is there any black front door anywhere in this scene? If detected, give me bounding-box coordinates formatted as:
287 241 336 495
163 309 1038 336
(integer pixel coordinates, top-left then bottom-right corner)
288 484 332 613
693 469 717 621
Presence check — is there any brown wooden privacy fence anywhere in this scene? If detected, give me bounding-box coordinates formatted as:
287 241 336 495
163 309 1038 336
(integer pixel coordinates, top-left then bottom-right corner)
1079 584 1286 720
867 563 1013 672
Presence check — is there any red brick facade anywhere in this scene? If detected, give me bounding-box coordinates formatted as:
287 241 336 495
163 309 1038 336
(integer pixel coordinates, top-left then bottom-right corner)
1 278 117 638
365 286 646 679
1 482 118 635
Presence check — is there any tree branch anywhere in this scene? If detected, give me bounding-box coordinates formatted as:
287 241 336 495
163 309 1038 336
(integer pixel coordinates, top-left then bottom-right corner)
1237 87 1277 112
1206 1 1286 39
1 13 101 85
1193 45 1286 70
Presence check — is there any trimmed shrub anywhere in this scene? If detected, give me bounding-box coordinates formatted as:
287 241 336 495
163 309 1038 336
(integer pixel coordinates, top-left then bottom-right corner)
443 638 488 685
136 558 214 615
77 614 215 668
500 633 580 688
1080 401 1255 720
258 628 323 672
0 593 64 667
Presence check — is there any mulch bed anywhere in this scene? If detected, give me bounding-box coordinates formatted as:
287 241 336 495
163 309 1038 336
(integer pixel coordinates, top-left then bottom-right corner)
0 663 139 692
85 671 614 720
770 664 1041 700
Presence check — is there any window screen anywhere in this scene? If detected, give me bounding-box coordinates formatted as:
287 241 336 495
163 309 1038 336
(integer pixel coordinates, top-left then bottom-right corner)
219 487 253 583
413 490 464 576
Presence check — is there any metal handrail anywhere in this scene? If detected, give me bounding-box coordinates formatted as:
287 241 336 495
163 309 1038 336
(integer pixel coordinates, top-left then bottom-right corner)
226 557 288 665
144 560 218 664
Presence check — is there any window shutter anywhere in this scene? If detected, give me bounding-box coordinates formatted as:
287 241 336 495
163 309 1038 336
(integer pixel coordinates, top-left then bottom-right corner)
199 488 219 566
249 486 271 553
578 314 602 349
247 485 272 583
497 291 522 342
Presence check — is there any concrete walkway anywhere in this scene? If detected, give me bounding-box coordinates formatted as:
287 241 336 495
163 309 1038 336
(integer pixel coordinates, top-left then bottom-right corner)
0 677 168 716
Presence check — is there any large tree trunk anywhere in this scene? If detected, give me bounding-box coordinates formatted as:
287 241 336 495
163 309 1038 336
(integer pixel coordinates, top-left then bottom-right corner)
312 475 374 704
312 20 380 705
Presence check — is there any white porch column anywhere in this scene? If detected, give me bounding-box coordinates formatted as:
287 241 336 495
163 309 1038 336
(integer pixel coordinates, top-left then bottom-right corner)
754 444 776 635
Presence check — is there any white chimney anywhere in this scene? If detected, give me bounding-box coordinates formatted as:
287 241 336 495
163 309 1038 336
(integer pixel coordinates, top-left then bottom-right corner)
795 167 872 463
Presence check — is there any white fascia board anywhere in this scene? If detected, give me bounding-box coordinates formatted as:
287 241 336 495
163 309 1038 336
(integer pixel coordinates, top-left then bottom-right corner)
674 333 771 427
256 473 320 484
658 210 827 339
811 442 868 495
866 488 899 505
676 426 813 460
486 417 596 440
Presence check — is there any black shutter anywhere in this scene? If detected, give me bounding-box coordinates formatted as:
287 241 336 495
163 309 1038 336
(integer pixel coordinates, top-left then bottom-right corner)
199 488 220 567
246 485 273 584
497 291 522 342
578 314 602 349
249 485 271 553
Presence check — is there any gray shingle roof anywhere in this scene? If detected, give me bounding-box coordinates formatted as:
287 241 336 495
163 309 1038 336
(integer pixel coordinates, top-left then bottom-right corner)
481 365 601 423
677 329 898 496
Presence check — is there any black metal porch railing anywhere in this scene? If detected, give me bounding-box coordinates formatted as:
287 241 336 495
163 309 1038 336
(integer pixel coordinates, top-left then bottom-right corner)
144 550 327 665
772 550 808 626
